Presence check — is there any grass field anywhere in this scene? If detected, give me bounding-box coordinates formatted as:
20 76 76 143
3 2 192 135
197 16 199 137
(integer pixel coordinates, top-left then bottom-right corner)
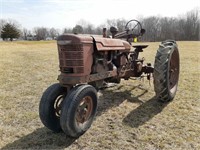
0 40 199 150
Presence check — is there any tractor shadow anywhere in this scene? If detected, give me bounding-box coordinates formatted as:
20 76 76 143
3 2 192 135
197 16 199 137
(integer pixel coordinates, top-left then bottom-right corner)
97 84 169 128
96 84 147 117
2 84 168 149
1 128 76 150
122 96 168 128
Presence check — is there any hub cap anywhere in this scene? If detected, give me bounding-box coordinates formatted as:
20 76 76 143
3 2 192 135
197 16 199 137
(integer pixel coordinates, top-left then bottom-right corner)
54 95 64 117
76 96 93 125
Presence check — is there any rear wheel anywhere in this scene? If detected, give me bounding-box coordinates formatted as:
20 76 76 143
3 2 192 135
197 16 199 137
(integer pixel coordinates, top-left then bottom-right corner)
39 83 67 132
153 40 180 102
60 84 97 138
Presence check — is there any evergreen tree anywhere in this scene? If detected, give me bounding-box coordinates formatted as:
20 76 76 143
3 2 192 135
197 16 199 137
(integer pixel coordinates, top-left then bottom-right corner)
72 25 83 34
1 23 20 41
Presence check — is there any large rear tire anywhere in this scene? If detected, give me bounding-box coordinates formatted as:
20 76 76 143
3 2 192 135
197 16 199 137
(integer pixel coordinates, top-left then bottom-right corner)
60 85 97 138
153 40 180 102
39 83 67 132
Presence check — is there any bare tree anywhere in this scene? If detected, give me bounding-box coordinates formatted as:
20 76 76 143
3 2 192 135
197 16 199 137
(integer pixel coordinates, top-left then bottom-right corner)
94 24 106 35
63 28 72 34
184 9 199 40
116 18 127 32
141 16 160 41
84 24 94 34
12 8 197 41
49 28 59 39
77 19 95 34
158 17 175 40
33 27 48 40
23 28 28 40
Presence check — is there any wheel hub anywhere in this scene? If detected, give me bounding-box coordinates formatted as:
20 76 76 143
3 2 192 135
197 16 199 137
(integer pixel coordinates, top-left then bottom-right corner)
76 96 93 124
54 95 64 117
169 50 179 91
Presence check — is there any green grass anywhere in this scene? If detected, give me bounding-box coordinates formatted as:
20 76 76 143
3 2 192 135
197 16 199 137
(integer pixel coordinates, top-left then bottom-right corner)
0 41 199 149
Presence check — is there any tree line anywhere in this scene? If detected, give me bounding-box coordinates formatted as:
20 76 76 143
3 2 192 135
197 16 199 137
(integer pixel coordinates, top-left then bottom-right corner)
141 10 199 41
0 9 199 41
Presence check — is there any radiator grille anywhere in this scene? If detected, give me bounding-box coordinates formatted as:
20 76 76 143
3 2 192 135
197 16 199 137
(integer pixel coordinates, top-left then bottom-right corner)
61 67 84 74
74 67 84 73
60 44 83 51
59 44 84 73
59 60 64 66
65 60 83 66
64 52 83 59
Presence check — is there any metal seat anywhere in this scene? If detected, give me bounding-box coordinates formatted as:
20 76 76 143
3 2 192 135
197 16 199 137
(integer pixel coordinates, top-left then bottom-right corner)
132 45 148 49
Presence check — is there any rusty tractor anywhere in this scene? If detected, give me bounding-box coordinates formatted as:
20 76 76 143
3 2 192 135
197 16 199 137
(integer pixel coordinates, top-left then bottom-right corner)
39 20 180 138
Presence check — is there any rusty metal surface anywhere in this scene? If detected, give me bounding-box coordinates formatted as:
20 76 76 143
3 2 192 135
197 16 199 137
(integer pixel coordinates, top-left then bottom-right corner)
169 48 179 93
56 33 152 86
57 34 93 76
58 69 117 86
92 36 131 51
76 96 93 124
57 34 93 45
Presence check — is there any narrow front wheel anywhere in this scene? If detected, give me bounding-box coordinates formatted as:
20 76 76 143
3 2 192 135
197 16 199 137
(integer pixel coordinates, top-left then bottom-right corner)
60 85 97 137
39 83 67 132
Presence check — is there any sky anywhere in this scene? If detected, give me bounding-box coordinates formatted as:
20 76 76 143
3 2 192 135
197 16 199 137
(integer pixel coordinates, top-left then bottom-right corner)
0 0 199 30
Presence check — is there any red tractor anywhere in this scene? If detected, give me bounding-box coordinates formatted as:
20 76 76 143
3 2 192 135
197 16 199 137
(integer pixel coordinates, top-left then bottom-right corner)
39 20 180 137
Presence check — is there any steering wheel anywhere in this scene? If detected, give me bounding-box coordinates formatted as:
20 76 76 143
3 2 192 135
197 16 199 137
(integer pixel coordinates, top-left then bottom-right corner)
113 19 145 40
125 19 143 36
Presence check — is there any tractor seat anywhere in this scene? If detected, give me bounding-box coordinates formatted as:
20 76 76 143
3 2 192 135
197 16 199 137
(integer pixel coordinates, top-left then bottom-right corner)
132 45 149 52
132 45 148 49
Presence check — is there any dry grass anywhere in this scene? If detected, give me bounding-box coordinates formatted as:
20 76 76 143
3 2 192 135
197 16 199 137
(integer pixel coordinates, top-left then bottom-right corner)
0 40 199 150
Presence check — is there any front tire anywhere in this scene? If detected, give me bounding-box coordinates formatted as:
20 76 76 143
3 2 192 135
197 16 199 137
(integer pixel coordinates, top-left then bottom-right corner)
153 40 180 102
60 85 97 138
39 83 67 132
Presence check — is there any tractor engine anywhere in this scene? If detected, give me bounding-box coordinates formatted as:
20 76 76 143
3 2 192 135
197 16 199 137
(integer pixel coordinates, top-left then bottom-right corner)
57 34 139 87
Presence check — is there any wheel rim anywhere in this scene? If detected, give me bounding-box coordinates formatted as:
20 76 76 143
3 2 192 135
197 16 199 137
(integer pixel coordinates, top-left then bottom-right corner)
75 96 93 125
54 95 64 117
169 49 179 93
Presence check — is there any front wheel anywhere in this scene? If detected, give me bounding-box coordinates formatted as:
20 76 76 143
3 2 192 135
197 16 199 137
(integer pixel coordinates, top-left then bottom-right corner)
39 83 67 132
153 40 180 102
60 84 97 138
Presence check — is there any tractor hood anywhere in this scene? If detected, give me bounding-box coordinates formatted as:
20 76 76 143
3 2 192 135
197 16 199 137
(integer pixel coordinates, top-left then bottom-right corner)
57 34 93 45
57 34 131 51
92 36 131 51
